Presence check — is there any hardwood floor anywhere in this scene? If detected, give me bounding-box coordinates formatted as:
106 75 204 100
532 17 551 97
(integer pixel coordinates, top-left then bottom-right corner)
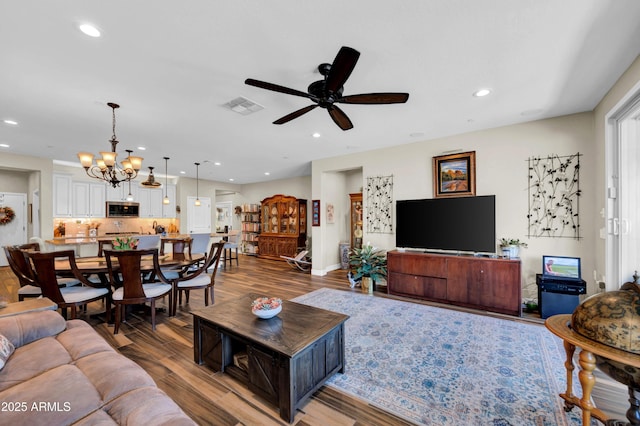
0 255 628 424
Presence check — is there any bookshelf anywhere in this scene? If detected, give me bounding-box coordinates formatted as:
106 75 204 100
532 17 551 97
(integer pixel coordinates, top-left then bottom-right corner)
241 203 260 255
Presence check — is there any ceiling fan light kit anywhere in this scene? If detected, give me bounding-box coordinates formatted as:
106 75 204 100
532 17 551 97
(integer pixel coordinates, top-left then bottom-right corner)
245 46 409 130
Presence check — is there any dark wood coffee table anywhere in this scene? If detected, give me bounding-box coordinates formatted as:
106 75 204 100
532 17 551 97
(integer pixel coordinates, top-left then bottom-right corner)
192 293 349 423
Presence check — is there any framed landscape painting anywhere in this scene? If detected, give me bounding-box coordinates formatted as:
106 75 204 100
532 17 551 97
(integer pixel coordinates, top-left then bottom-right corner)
433 151 476 198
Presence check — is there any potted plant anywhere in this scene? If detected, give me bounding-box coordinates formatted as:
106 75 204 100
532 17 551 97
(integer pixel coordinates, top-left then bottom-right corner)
499 238 528 259
349 243 387 294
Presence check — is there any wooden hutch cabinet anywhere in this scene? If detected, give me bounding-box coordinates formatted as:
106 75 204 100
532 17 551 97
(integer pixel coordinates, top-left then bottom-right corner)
258 195 307 261
349 193 363 249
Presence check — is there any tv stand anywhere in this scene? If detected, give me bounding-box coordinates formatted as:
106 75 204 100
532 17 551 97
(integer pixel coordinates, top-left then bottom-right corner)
387 250 522 316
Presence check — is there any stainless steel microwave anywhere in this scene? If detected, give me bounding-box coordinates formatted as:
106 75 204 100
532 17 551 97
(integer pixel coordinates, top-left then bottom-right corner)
106 201 140 217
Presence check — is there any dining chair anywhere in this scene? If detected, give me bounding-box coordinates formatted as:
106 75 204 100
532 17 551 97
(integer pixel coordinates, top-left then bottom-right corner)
136 235 161 250
160 237 191 260
188 233 211 267
104 248 173 334
97 240 113 256
170 242 225 316
15 242 81 287
27 250 112 321
4 246 42 301
222 230 240 268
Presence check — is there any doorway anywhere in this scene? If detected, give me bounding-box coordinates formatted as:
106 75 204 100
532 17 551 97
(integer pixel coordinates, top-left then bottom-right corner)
0 192 28 266
215 201 232 232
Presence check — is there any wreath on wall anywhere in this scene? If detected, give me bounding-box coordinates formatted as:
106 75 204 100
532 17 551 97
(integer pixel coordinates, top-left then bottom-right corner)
0 206 15 225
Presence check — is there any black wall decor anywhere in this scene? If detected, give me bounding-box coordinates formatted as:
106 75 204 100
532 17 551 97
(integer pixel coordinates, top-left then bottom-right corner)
527 153 581 239
366 175 393 233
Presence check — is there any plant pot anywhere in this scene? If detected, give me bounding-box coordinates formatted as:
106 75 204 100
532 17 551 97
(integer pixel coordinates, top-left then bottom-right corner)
361 276 373 294
501 245 519 259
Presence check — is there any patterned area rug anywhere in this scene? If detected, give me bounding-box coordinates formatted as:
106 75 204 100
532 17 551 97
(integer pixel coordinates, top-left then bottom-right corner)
292 288 582 426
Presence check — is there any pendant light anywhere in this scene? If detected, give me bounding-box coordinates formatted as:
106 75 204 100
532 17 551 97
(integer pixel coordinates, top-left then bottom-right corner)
126 178 134 201
194 162 201 206
162 156 170 205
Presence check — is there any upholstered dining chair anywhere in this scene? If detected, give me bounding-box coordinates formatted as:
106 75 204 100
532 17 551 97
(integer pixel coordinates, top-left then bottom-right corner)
222 230 240 268
136 235 161 250
170 242 225 316
97 240 113 256
4 246 42 301
188 233 211 268
27 250 112 321
104 249 172 334
15 242 80 288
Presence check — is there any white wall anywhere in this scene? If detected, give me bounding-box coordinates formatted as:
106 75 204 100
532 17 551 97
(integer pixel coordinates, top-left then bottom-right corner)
313 112 596 300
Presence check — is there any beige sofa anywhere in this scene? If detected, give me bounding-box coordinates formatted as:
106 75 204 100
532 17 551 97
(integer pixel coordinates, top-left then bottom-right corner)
0 302 196 425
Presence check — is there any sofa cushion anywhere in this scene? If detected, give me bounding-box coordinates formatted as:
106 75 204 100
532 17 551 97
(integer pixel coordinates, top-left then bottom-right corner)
0 310 66 348
0 364 103 425
0 334 14 370
56 320 114 360
104 387 198 426
0 336 72 392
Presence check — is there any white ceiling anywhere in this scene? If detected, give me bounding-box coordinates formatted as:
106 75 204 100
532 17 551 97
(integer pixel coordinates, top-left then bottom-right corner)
1 1 640 184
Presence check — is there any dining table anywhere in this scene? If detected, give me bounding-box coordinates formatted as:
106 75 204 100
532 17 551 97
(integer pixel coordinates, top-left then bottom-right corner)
54 253 203 287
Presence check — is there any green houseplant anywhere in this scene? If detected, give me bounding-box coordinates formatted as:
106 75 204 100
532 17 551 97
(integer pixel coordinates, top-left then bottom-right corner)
349 244 387 294
499 238 528 259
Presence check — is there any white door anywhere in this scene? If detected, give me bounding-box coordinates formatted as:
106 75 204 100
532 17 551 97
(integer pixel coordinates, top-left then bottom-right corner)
606 90 640 289
0 192 27 266
187 196 212 233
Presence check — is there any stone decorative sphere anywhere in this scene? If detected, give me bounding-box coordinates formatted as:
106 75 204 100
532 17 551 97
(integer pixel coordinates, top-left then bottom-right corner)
571 282 640 390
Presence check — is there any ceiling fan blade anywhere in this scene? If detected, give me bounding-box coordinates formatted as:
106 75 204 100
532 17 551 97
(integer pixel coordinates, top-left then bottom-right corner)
328 105 354 131
339 93 410 104
273 105 318 125
245 78 313 100
325 47 360 94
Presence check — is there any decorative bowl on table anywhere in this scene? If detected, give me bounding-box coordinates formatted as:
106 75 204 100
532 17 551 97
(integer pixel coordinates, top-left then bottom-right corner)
251 297 282 319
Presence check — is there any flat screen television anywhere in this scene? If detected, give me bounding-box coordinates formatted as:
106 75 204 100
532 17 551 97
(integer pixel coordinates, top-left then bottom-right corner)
542 255 582 281
396 195 496 254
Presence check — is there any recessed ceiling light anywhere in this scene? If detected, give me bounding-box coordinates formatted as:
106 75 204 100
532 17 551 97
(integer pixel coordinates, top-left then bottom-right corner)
229 178 234 182
179 171 186 174
137 146 146 151
214 162 221 166
312 132 321 138
0 143 9 148
473 89 491 97
79 24 101 38
264 172 270 176
3 120 18 125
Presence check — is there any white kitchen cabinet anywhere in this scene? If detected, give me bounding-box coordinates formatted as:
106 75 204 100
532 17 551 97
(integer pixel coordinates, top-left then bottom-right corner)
72 182 106 218
162 184 177 218
53 173 73 217
138 187 163 218
106 181 138 202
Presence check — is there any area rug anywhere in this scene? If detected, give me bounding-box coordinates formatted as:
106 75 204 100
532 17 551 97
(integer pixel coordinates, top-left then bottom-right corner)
292 288 582 426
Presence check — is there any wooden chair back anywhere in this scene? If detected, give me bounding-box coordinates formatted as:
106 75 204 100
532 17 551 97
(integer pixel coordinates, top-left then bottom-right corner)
27 250 75 304
4 246 38 287
98 240 113 256
15 242 41 252
161 238 191 260
104 249 158 302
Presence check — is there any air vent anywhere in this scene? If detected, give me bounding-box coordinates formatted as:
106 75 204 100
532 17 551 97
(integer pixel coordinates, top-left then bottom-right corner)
222 96 264 115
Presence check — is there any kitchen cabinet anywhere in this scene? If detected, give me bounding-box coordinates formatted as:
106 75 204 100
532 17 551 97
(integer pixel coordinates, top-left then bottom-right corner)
72 182 106 218
53 174 73 217
138 187 164 218
162 184 176 218
106 182 137 202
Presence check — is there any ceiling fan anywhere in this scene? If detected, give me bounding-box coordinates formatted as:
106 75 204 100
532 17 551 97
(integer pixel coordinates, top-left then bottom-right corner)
245 46 409 131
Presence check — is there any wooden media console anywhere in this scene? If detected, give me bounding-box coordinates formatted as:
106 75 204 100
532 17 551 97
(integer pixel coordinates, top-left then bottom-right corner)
387 250 522 316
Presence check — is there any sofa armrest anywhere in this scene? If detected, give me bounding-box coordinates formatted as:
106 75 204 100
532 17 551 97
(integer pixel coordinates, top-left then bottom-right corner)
0 298 57 318
0 310 66 348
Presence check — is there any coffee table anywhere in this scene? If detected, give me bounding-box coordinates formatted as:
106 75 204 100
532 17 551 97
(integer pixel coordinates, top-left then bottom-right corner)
192 293 349 423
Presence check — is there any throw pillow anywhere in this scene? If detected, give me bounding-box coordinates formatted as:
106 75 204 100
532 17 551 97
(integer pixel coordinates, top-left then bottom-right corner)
0 333 15 370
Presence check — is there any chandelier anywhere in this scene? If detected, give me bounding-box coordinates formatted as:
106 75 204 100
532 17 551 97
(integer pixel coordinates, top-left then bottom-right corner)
77 103 143 188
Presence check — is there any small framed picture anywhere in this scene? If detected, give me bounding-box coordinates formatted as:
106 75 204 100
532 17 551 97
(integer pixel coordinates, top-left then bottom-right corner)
312 200 320 226
326 203 335 224
433 151 476 198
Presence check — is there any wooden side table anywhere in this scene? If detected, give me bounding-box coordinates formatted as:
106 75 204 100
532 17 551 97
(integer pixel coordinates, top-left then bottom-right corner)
545 314 640 425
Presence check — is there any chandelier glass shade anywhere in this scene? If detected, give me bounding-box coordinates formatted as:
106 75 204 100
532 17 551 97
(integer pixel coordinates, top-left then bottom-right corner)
194 162 201 206
77 103 143 188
